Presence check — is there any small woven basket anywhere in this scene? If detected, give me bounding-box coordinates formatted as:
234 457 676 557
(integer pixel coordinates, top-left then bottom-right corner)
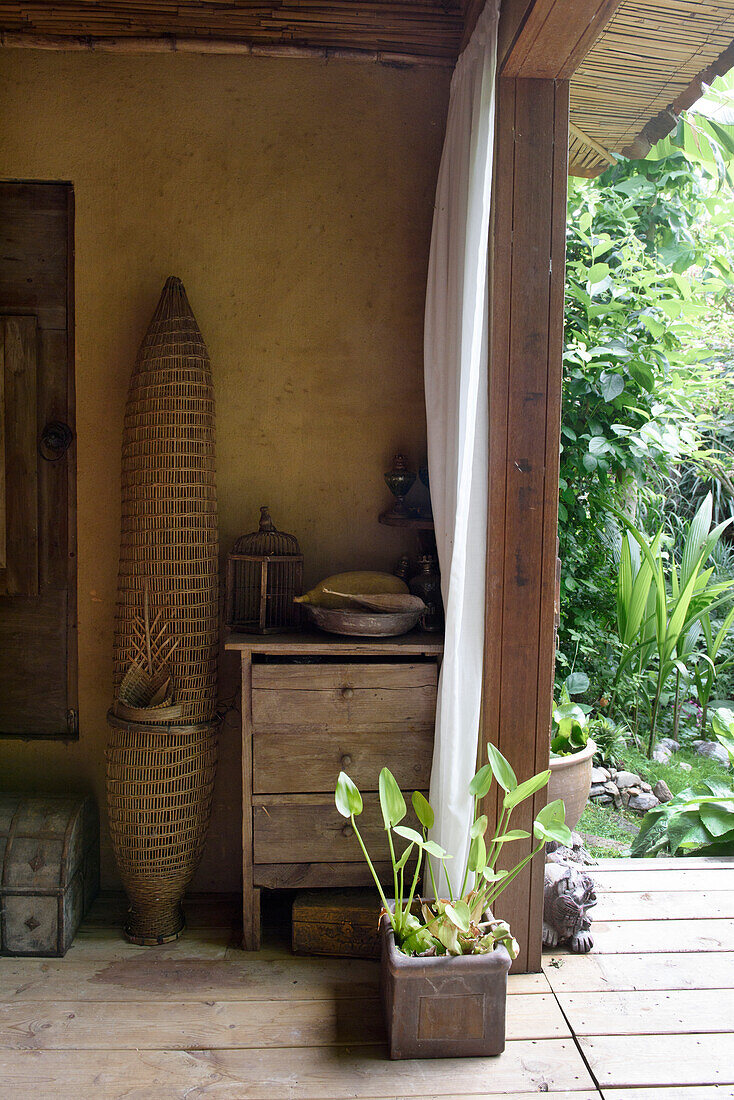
106 713 219 944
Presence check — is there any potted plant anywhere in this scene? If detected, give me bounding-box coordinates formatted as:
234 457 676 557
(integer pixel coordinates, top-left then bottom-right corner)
335 743 570 1059
547 685 596 830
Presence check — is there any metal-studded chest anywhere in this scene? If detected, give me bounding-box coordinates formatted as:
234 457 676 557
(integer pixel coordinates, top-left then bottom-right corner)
0 795 99 956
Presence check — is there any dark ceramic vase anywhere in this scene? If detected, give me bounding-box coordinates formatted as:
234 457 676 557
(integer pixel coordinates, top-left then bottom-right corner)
409 555 444 632
384 454 416 517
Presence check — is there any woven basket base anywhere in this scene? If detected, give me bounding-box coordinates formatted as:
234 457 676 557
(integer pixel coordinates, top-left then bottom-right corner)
125 904 185 945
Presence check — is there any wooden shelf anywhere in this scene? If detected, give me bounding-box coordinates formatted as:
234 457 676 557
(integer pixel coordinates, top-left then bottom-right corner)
378 511 434 530
225 629 443 656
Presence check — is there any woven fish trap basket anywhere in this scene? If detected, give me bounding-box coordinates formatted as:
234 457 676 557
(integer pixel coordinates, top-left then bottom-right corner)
112 277 218 726
106 713 219 944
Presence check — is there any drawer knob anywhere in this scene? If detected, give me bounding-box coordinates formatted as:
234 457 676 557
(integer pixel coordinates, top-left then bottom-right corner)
341 824 354 839
340 753 353 768
341 686 354 699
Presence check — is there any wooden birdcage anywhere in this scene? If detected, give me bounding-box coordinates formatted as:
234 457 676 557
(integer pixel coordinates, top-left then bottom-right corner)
226 507 303 633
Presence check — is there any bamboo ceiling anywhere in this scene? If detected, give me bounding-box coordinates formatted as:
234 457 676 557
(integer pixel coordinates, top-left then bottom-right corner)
0 1 732 171
569 1 734 176
0 1 465 62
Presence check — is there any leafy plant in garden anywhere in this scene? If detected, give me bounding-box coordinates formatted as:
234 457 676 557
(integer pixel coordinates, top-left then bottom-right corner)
631 707 734 857
551 684 591 756
335 744 571 958
558 138 734 705
612 495 734 756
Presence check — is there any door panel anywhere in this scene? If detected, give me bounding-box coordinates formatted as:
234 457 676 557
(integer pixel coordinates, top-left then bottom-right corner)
0 182 76 738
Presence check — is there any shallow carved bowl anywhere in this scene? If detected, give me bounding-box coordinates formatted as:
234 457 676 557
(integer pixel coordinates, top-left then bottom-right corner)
303 604 423 637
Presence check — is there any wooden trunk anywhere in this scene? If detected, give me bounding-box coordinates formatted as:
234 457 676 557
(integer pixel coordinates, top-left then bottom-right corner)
0 795 99 956
292 888 383 959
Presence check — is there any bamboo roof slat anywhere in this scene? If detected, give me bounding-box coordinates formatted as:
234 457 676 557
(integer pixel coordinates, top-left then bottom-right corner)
569 0 734 174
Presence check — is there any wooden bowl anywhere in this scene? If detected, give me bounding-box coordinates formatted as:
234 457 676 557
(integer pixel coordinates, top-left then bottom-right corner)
302 604 423 637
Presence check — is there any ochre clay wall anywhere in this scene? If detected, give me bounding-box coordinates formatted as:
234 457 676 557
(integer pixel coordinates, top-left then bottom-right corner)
0 48 449 888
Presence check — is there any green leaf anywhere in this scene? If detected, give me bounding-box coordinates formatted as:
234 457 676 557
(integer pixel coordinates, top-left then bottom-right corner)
487 743 517 792
504 769 551 810
444 901 471 933
494 829 531 842
394 843 414 872
600 371 625 402
470 814 488 839
423 840 451 859
393 825 424 847
378 767 406 829
588 262 610 285
700 802 734 837
469 764 493 799
335 772 363 818
467 833 487 874
411 790 434 830
534 818 573 846
564 671 590 696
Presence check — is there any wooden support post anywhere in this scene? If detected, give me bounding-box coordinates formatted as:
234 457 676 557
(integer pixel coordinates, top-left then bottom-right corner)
482 75 569 973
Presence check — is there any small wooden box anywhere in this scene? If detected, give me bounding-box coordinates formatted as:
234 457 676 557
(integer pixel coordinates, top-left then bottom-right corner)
0 794 99 957
292 889 383 959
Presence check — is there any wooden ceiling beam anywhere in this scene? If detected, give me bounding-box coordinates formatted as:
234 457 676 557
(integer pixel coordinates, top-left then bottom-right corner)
501 0 623 79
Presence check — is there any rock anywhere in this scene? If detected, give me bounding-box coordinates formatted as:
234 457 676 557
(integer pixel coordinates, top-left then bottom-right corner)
694 742 731 767
628 792 660 813
626 786 642 796
591 766 610 784
615 771 642 789
653 779 673 803
679 761 692 772
640 781 652 793
603 781 619 795
596 794 613 805
652 746 672 764
570 832 583 849
589 784 606 798
658 737 680 753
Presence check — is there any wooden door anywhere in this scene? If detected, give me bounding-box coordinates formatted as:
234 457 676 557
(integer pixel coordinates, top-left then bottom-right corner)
0 182 76 738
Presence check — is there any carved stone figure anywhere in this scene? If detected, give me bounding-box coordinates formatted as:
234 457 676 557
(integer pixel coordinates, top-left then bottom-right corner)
543 861 597 953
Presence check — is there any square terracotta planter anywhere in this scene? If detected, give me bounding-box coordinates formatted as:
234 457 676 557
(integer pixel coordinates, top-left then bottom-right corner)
379 916 512 1059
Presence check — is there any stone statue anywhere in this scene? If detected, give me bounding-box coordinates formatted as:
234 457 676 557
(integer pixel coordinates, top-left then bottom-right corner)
542 861 597 953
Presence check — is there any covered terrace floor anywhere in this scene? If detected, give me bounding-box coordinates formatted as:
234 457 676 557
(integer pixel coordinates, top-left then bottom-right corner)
0 856 732 1098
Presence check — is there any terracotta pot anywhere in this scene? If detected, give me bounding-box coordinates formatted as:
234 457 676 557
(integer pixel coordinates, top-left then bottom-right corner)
548 738 597 831
379 917 512 1059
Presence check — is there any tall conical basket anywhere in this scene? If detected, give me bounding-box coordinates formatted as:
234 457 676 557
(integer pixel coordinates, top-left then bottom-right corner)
106 713 218 944
107 277 219 943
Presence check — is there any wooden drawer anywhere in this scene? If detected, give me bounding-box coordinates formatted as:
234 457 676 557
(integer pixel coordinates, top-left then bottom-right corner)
253 728 432 794
252 792 428 865
251 662 437 733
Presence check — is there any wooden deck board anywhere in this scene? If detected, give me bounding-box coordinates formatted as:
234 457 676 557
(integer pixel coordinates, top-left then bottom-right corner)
1 857 733 1097
0 1042 596 1097
557 988 734 1035
582 1032 734 1087
0 993 571 1048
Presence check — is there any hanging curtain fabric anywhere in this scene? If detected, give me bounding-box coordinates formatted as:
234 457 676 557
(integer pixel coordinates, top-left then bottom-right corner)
424 0 499 892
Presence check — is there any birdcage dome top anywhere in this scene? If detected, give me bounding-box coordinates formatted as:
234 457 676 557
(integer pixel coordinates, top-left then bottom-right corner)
232 507 301 557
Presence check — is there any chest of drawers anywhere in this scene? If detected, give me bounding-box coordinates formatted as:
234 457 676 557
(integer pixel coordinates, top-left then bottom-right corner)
226 631 443 949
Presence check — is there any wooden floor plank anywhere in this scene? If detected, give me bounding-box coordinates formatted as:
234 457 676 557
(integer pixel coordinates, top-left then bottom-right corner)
585 869 734 892
592 890 734 922
0 992 568 1050
590 918 734 953
0 955 548 1003
543 951 734 991
0 1041 597 1098
558 988 734 1035
600 1089 734 1099
581 1033 734 1087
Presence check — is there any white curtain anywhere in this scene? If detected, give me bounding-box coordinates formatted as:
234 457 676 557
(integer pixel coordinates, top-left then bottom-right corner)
424 0 498 894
